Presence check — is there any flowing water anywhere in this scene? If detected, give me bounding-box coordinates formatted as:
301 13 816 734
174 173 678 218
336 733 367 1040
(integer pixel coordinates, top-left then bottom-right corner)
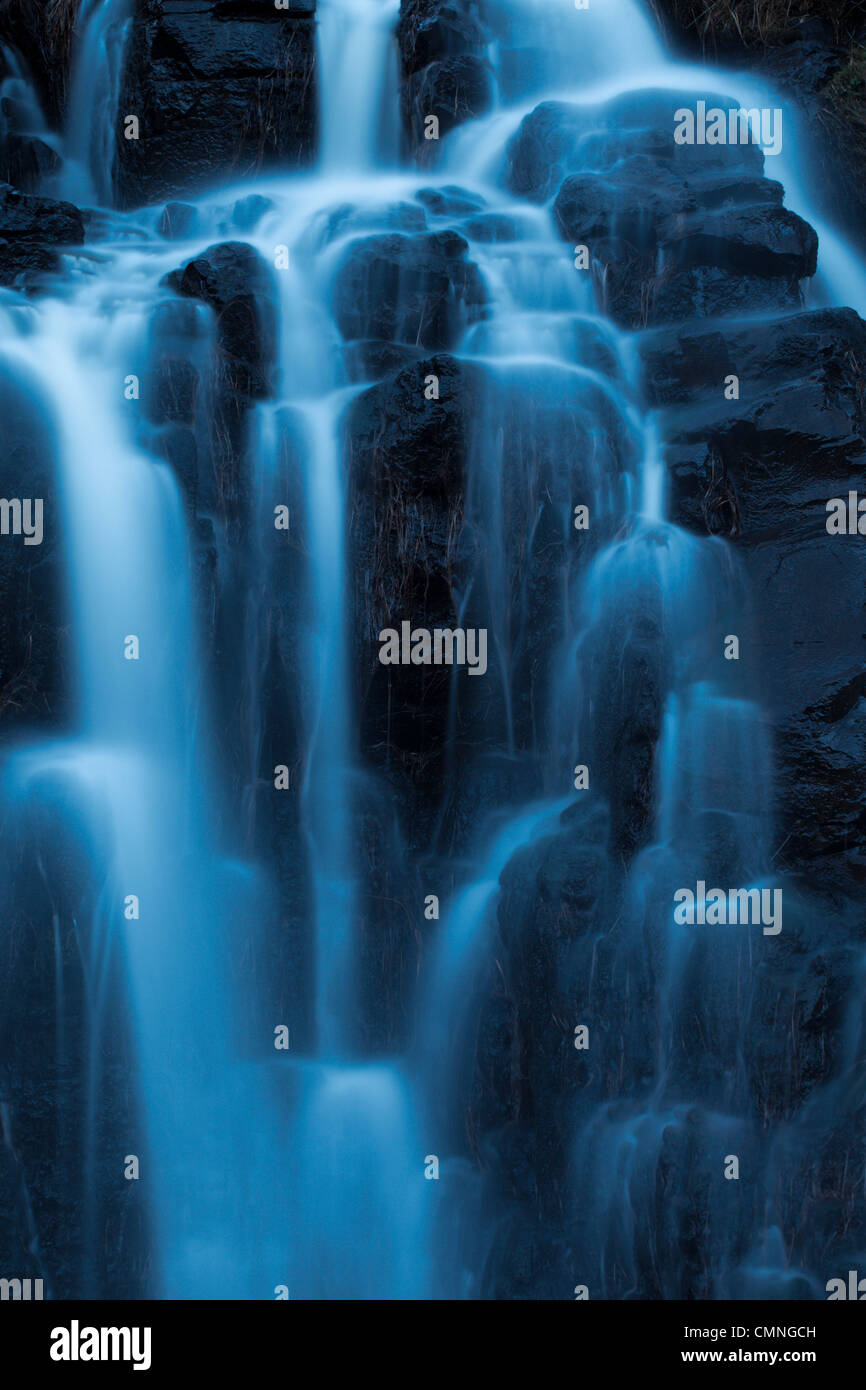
60 0 134 208
1 0 863 1299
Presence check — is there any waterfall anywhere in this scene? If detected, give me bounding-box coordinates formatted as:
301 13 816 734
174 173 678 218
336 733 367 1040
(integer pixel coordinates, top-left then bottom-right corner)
61 0 133 207
3 0 866 1303
317 0 402 171
412 0 865 1300
484 0 662 101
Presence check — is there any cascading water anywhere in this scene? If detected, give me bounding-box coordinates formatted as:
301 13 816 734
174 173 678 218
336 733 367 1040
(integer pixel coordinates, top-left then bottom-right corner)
2 0 866 1304
318 0 402 171
410 0 866 1300
61 0 133 207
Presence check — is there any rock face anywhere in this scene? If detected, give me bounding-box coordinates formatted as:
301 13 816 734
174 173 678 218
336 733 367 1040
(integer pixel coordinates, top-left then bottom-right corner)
398 0 492 161
157 238 283 874
333 229 487 350
508 92 818 328
650 10 866 255
2 0 866 1305
0 182 84 286
346 352 482 846
164 240 279 405
0 1 78 124
0 367 67 731
638 306 866 890
115 0 317 208
472 74 866 1299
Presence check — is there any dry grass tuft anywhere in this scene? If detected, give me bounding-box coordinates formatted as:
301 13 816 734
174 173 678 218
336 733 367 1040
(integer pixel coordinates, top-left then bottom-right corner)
653 0 866 50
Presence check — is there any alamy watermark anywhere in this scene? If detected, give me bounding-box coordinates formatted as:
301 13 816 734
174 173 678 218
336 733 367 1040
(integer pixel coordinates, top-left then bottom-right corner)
0 1276 43 1299
378 622 488 676
0 497 43 545
50 1320 152 1371
674 100 783 157
674 881 782 935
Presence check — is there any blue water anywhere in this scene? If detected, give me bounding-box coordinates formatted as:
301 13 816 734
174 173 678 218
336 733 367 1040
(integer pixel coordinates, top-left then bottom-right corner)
0 0 863 1299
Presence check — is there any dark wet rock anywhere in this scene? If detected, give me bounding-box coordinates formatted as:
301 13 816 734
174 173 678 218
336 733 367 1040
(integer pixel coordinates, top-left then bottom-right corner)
0 7 76 125
507 91 766 204
159 241 277 543
641 264 805 327
462 212 519 242
415 184 485 217
748 936 862 1122
506 100 587 204
342 339 427 384
232 194 273 231
142 298 212 519
569 318 622 378
399 0 491 159
398 0 487 74
641 308 866 527
660 203 818 281
348 351 475 507
355 772 420 1054
150 356 200 426
553 169 689 249
639 307 866 414
438 754 534 856
0 182 84 285
0 366 67 731
691 173 785 210
0 132 60 194
158 201 198 240
591 634 665 860
403 54 494 160
0 182 82 242
115 0 316 208
552 166 785 253
346 352 485 848
463 803 613 1234
639 307 866 885
332 229 486 350
163 240 278 400
552 160 816 328
310 200 427 249
146 422 199 514
651 9 866 253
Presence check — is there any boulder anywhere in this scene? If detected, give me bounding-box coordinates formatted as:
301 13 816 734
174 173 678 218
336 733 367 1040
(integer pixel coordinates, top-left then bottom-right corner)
231 194 274 232
507 90 765 203
0 132 60 194
551 156 816 327
415 184 485 217
463 212 519 242
398 0 492 159
0 182 84 286
506 100 587 203
332 229 486 350
163 240 278 400
660 203 818 281
403 54 493 158
310 200 427 250
157 201 199 240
